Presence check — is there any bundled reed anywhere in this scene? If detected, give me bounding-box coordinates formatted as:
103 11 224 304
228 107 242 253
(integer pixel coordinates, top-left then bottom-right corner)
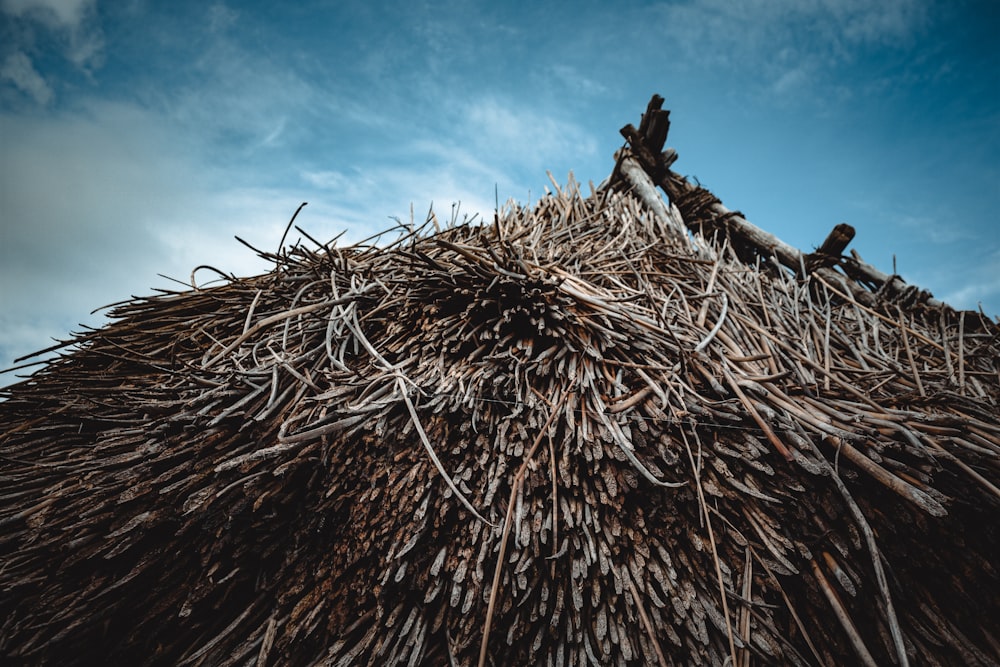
1 96 998 666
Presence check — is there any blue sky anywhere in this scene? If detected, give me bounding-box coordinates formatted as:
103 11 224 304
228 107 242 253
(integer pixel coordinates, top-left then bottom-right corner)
1 0 998 382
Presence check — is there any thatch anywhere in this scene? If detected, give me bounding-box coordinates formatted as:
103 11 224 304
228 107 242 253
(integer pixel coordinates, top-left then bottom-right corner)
2 96 999 666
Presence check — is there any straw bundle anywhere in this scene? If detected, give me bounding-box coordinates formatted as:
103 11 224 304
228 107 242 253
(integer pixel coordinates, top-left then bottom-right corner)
2 97 998 666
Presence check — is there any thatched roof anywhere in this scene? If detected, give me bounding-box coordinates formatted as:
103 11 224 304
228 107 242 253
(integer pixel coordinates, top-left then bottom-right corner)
2 96 998 666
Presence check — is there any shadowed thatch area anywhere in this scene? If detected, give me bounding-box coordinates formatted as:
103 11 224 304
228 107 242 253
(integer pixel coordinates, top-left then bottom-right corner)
2 97 999 666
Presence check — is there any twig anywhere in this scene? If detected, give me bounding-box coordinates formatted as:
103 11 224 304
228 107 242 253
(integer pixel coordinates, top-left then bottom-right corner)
810 560 879 667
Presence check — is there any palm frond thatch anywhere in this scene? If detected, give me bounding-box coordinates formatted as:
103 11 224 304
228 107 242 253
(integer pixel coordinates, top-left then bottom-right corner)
2 96 998 666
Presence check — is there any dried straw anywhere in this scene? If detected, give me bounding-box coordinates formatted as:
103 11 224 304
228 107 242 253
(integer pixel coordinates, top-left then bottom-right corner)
2 98 998 667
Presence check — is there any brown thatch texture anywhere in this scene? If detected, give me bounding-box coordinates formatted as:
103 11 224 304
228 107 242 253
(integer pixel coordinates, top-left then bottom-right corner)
2 112 1000 666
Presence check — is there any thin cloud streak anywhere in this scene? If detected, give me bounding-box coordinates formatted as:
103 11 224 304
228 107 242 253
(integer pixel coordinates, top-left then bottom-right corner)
644 0 930 98
0 52 53 105
2 0 96 32
1 0 105 69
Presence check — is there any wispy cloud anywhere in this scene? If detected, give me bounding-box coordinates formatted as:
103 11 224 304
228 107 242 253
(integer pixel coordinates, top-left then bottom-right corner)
1 0 105 70
207 3 239 33
915 246 1000 315
299 157 500 236
0 98 310 378
462 98 598 171
159 45 318 154
0 51 52 104
2 0 94 31
547 64 607 97
0 77 516 380
893 211 976 246
828 0 929 47
647 0 930 98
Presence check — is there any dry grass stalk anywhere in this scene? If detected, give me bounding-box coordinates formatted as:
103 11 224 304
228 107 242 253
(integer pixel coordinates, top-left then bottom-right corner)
1 96 998 666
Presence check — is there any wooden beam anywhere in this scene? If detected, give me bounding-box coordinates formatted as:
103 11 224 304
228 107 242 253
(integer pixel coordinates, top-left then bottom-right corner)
617 94 951 313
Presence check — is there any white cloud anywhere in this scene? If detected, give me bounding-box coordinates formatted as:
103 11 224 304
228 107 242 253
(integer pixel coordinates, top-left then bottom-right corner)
145 188 306 282
547 64 607 97
894 211 975 246
207 3 239 33
920 246 1000 317
463 98 598 171
647 0 930 99
0 85 515 386
0 100 315 382
1 0 104 70
827 0 928 46
293 93 595 233
302 170 352 192
259 117 287 148
770 64 811 96
1 51 53 104
146 38 324 154
298 160 499 236
1 0 94 31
